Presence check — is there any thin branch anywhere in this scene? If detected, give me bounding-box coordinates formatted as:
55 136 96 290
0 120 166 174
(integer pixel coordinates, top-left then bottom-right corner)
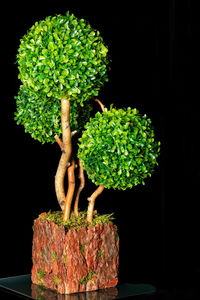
71 130 77 137
55 130 77 152
95 98 105 113
54 135 65 152
73 159 85 216
87 184 104 222
63 158 75 222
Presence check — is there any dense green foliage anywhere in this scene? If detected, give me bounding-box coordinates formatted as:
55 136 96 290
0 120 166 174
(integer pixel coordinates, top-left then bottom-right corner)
17 11 109 104
78 106 160 190
15 85 92 143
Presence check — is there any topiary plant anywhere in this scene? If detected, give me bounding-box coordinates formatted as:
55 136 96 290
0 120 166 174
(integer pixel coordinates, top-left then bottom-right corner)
15 11 161 295
78 103 160 222
16 11 110 221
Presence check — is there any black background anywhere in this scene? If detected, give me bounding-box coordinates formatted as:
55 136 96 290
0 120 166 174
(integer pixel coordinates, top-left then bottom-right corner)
2 0 200 298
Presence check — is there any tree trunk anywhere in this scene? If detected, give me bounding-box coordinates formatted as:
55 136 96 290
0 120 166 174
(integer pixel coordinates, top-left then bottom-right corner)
55 98 72 211
63 158 75 222
74 159 85 216
87 184 104 222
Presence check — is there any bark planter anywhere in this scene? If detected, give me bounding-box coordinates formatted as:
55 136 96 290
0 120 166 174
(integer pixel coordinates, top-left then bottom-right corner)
31 212 119 294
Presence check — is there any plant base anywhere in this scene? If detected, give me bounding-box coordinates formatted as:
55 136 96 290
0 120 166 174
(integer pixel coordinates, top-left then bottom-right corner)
31 212 119 294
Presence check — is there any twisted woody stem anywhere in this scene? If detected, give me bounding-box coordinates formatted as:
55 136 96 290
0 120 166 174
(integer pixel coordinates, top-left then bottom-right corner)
63 158 75 222
55 98 72 211
87 184 104 222
55 98 105 219
73 159 85 216
55 136 77 221
86 99 105 223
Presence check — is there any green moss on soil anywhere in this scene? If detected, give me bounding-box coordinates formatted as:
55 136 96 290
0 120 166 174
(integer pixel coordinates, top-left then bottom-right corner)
37 269 45 279
97 250 104 258
37 269 46 285
54 275 60 286
79 270 96 286
80 243 86 256
52 251 57 262
39 211 115 232
63 255 66 265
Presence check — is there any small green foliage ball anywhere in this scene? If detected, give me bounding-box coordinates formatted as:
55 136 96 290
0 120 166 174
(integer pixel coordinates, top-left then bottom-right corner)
78 106 160 190
15 85 93 144
17 11 109 103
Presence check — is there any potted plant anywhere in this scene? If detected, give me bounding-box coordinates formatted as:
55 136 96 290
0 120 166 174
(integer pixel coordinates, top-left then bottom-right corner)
15 11 160 294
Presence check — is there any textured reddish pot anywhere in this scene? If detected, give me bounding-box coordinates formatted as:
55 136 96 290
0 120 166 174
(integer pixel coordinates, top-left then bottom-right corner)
31 213 119 294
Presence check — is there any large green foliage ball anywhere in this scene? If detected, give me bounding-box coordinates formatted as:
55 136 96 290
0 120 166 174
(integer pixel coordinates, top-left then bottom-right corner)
78 106 160 190
17 11 109 103
15 85 93 144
